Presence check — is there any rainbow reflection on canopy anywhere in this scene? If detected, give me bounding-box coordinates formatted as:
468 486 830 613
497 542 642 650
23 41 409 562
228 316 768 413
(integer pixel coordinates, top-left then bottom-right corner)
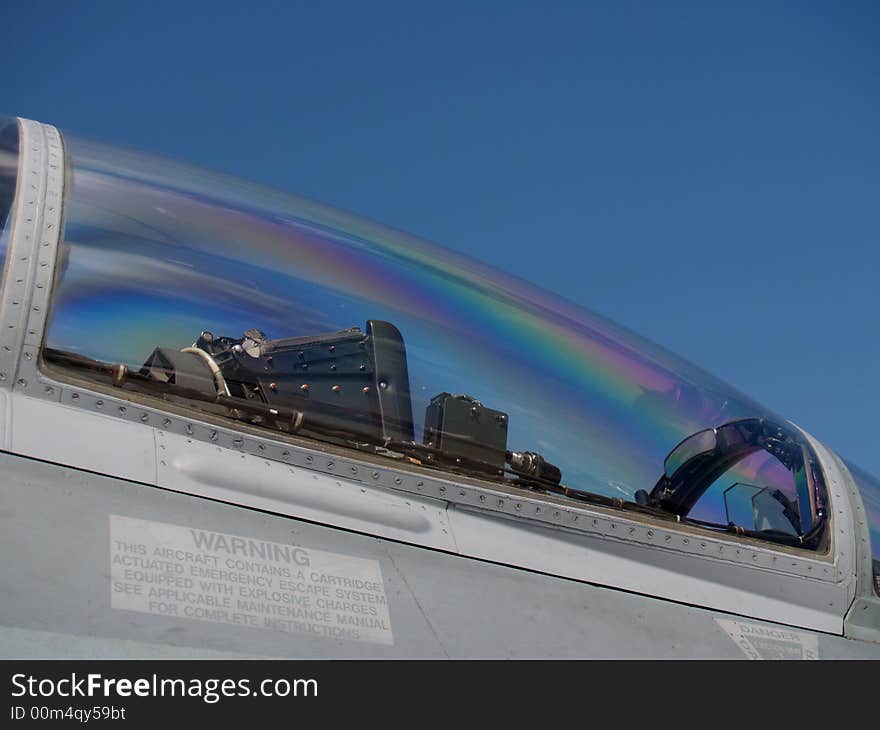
41 134 834 543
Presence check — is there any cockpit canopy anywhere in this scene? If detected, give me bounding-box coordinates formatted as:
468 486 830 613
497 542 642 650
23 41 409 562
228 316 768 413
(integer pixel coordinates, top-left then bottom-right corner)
34 130 839 550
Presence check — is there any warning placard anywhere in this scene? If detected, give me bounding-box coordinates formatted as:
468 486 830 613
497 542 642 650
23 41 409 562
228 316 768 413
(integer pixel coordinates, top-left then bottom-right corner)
109 515 393 645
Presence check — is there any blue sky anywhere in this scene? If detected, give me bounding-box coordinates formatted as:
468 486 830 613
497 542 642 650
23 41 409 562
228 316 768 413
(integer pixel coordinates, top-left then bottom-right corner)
3 2 879 475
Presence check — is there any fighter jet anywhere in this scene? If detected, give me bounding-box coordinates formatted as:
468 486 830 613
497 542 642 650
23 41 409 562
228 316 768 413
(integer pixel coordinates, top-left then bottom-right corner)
0 114 877 658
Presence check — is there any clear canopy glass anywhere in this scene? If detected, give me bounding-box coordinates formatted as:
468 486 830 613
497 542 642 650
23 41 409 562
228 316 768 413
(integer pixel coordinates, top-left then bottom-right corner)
0 116 20 282
844 461 880 592
41 134 842 546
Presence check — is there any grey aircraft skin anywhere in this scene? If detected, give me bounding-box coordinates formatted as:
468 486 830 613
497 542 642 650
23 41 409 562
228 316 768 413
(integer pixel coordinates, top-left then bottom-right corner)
0 116 878 659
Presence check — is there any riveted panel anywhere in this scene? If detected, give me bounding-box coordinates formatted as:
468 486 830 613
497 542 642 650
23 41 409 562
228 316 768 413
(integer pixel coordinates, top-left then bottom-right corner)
155 427 458 551
0 120 49 386
1 118 855 637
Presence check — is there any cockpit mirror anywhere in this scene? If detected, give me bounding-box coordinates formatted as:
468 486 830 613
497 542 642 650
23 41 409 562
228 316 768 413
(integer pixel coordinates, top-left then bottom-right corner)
664 428 717 479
